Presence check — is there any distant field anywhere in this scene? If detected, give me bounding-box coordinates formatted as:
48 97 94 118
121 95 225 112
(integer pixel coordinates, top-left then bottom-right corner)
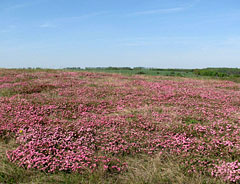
83 67 196 77
66 67 240 83
0 69 240 183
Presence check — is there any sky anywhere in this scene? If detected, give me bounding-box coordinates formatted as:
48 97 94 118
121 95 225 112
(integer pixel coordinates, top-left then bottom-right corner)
0 0 240 69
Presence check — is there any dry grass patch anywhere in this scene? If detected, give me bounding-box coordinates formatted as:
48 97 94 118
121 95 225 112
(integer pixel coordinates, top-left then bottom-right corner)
0 147 226 184
119 154 225 184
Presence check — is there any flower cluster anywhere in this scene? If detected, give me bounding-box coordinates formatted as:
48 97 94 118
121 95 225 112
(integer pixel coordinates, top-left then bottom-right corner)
0 70 240 182
212 161 240 183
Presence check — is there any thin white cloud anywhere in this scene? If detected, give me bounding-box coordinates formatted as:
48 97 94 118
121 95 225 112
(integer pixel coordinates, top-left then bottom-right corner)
38 11 109 27
116 36 219 48
4 0 48 12
0 25 16 33
130 7 185 16
39 23 56 28
55 11 109 22
120 42 149 47
129 0 200 16
5 3 29 11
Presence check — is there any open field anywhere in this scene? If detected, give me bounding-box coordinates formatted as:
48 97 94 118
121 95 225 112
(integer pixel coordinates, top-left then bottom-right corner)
67 67 240 83
0 69 240 183
66 67 240 77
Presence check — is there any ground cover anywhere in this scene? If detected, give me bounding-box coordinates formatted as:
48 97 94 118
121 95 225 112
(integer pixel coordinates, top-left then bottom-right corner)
0 69 239 183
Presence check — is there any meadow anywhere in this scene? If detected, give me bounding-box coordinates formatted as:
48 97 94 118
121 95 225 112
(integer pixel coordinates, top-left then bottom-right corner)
0 69 240 183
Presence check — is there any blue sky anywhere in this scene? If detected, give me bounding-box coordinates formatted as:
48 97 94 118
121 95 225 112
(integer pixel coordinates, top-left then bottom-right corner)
0 0 240 68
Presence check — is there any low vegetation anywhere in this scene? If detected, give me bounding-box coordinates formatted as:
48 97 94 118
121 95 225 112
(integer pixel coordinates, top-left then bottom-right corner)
0 68 239 183
65 67 240 79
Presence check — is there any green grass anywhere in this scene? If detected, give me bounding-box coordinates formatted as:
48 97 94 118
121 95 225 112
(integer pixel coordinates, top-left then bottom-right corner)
0 88 17 97
83 68 196 77
63 67 240 83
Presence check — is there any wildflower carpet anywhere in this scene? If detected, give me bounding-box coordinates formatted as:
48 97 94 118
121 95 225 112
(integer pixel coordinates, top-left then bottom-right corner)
0 69 239 183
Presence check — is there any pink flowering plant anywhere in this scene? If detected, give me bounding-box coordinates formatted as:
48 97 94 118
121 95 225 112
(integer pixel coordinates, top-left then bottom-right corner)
0 69 240 182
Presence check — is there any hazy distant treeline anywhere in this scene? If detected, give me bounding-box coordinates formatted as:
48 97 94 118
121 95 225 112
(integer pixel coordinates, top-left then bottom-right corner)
193 68 240 77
